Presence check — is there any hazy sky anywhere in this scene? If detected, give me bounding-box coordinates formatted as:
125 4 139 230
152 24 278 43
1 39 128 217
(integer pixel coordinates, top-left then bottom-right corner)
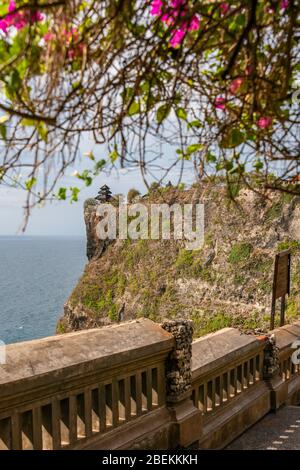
0 169 145 236
0 165 196 236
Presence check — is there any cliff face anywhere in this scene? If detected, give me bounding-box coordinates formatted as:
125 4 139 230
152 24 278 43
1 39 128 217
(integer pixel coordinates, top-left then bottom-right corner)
57 187 300 338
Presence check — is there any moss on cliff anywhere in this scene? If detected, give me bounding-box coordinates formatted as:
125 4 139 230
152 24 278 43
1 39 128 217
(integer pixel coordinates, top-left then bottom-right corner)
58 187 300 338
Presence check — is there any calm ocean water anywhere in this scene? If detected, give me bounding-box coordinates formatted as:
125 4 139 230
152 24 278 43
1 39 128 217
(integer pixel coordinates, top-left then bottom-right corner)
0 236 86 344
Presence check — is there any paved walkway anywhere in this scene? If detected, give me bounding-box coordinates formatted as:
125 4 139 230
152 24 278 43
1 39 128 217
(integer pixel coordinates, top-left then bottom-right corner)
227 406 300 450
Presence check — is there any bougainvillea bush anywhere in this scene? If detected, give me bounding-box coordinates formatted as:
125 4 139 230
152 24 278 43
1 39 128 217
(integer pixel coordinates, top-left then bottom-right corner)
0 1 299 216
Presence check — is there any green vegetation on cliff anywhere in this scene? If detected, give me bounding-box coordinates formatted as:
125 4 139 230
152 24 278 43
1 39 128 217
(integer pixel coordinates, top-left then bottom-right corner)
58 186 300 338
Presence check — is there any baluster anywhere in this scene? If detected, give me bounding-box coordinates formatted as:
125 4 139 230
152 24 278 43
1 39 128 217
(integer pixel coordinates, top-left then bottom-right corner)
84 389 92 438
249 358 254 385
98 383 106 433
151 368 158 407
32 407 42 450
141 371 148 412
112 379 119 427
51 399 61 449
11 413 22 450
231 369 237 397
193 386 199 409
136 373 142 416
215 376 221 407
69 395 77 445
203 382 208 413
146 368 153 411
222 372 228 403
157 364 166 406
257 354 263 381
124 376 131 421
118 379 126 423
244 361 249 389
211 379 216 410
226 371 231 401
237 365 242 393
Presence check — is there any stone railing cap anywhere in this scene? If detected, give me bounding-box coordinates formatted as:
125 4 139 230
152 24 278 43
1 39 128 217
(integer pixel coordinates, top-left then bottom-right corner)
192 327 263 379
271 321 300 353
0 318 174 391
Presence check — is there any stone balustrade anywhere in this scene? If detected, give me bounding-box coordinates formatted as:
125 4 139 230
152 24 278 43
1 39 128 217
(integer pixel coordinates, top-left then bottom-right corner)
0 319 300 450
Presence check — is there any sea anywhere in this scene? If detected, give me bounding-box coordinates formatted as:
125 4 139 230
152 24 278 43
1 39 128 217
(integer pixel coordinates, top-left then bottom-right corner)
0 236 86 344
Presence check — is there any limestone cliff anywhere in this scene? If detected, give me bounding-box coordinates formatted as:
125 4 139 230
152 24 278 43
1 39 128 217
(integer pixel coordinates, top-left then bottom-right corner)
57 186 300 338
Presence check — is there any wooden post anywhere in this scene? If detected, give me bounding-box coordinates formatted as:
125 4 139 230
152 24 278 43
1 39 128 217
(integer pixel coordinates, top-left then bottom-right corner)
270 296 276 331
280 295 286 327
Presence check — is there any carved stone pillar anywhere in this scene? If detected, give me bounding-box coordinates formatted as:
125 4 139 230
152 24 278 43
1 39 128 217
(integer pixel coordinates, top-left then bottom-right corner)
161 320 202 448
262 334 288 410
263 334 280 379
161 320 193 402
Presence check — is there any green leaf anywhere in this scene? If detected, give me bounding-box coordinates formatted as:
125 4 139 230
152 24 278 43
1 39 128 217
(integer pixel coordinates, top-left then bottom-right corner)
254 160 264 171
94 159 106 173
25 177 37 191
0 115 9 124
70 187 80 202
128 101 140 116
188 120 202 129
221 128 245 148
229 21 237 33
156 104 171 124
21 119 36 127
0 124 7 140
206 151 217 163
37 123 48 143
236 14 246 27
109 149 118 163
186 144 204 154
57 187 67 200
176 108 187 121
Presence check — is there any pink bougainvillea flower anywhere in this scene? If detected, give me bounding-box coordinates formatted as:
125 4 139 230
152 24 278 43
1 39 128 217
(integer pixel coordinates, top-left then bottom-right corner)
150 0 163 16
188 15 200 31
0 20 9 32
0 0 43 33
280 0 289 10
44 31 54 41
220 3 230 15
229 77 244 94
150 0 200 48
214 96 226 110
8 0 16 12
169 28 186 47
257 116 273 129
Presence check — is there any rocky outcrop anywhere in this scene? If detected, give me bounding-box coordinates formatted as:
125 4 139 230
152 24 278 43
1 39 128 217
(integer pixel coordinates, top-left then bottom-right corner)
57 187 300 337
84 198 107 260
